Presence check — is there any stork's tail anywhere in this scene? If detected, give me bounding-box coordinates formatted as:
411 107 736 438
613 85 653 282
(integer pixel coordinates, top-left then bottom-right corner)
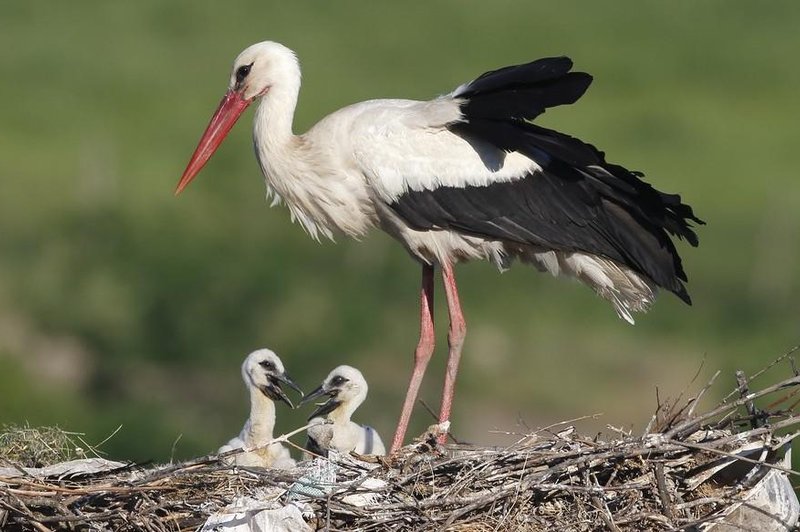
524 249 658 325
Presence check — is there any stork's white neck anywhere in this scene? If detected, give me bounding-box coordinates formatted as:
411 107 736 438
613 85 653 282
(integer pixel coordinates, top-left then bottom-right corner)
244 385 276 445
329 390 367 425
250 70 375 241
253 81 299 153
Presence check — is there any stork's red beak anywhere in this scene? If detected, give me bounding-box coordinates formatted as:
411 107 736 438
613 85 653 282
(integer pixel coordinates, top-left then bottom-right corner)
175 90 251 195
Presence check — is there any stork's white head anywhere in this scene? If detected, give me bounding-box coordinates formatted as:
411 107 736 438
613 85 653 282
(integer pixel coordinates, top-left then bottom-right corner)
300 365 369 420
229 41 301 102
241 348 303 408
175 40 300 194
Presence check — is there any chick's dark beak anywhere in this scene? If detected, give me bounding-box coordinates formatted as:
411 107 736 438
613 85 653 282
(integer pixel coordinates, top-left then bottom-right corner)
275 372 304 397
299 384 327 405
259 372 303 409
299 384 342 420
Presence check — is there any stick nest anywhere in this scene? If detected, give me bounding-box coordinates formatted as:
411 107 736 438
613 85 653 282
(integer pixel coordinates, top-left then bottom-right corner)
2 349 799 531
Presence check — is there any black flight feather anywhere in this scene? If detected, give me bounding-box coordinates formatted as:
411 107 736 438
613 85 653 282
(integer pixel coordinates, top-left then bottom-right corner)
455 56 593 121
389 57 703 304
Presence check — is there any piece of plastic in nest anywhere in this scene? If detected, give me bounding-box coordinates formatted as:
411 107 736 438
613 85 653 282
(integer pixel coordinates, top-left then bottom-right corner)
708 446 799 531
200 501 311 532
286 456 339 499
0 458 127 479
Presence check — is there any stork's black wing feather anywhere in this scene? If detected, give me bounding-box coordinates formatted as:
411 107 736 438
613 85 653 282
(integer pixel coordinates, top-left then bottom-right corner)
389 57 703 303
454 56 593 121
390 160 700 302
305 435 328 458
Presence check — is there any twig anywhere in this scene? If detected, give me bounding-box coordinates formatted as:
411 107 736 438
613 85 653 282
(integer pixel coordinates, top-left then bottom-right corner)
654 462 675 520
685 370 721 419
131 420 321 485
3 491 54 532
169 433 183 465
719 345 800 404
735 370 762 429
667 438 798 477
591 495 622 532
664 374 800 439
419 400 463 445
92 424 123 451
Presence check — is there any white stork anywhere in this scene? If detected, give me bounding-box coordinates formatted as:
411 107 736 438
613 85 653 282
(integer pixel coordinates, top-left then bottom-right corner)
219 348 303 468
300 365 386 457
177 41 703 453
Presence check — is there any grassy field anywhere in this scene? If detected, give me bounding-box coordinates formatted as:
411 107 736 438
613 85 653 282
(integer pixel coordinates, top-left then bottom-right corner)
1 1 799 461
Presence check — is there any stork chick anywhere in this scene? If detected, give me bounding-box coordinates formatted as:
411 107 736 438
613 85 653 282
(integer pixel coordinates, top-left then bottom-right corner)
300 366 386 457
219 348 303 468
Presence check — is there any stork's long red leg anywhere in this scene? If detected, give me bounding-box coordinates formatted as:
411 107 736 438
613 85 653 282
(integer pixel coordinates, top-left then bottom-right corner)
390 263 436 453
438 261 466 444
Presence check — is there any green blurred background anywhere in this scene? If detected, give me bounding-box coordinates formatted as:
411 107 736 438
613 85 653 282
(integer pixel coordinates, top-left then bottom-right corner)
1 1 798 462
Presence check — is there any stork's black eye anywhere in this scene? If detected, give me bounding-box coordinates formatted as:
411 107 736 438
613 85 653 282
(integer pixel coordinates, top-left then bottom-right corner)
259 360 276 372
330 375 348 387
235 63 253 84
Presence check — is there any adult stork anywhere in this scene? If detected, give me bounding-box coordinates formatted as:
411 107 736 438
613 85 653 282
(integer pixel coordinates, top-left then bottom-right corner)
176 41 702 453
